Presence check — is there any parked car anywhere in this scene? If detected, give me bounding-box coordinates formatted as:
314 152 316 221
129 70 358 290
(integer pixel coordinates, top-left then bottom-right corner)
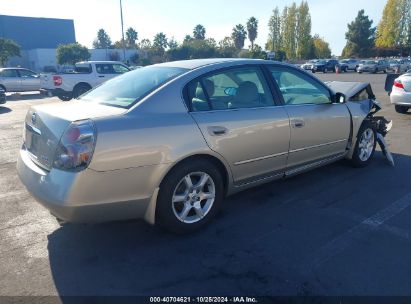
0 87 5 105
388 59 410 73
300 60 318 71
41 61 131 101
390 71 411 114
17 59 392 233
357 60 389 74
311 59 340 73
0 68 41 92
339 59 360 72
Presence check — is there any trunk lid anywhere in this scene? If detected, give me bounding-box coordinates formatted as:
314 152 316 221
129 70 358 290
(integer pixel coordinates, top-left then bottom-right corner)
24 101 127 170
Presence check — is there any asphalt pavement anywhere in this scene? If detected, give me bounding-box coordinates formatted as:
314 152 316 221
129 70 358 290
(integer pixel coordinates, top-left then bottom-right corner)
1 72 411 299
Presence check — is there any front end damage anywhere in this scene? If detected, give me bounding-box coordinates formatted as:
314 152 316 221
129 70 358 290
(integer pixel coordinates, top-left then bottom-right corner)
326 81 395 166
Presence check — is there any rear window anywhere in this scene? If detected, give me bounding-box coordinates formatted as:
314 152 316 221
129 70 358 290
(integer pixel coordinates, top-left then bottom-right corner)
80 66 188 108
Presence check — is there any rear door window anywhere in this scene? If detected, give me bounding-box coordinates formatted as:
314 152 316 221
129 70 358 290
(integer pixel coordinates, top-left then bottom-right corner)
1 69 18 77
187 66 274 111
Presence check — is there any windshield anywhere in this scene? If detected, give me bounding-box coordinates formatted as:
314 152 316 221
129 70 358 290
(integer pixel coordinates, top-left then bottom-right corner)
364 60 376 64
316 60 326 64
80 66 188 108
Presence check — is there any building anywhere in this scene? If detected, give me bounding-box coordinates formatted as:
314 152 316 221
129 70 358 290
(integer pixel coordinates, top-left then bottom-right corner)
0 14 140 71
0 14 76 70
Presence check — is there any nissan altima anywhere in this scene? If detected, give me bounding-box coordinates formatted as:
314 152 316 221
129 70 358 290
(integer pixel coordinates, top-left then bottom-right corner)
17 59 389 233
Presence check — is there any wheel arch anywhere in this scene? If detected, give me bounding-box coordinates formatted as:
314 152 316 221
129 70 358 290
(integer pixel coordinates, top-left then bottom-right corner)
73 82 92 92
0 84 6 92
159 153 232 197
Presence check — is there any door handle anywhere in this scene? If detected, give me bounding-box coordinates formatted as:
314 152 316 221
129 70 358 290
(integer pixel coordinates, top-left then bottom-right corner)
98 75 105 78
208 126 228 136
292 119 305 128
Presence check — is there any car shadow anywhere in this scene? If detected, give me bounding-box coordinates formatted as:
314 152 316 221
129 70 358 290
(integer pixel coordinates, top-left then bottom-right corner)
0 106 12 114
47 151 411 297
6 92 47 101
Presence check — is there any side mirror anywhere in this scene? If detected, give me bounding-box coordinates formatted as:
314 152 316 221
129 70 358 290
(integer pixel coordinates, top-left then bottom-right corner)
335 92 346 103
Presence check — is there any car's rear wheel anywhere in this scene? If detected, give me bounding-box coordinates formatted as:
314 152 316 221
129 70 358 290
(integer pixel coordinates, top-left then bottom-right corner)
156 160 224 234
73 84 92 99
0 85 6 92
350 121 376 168
395 105 409 114
323 67 327 73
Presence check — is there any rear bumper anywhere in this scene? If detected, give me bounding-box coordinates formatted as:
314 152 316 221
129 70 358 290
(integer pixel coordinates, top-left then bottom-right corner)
390 89 411 106
40 88 71 97
17 148 161 224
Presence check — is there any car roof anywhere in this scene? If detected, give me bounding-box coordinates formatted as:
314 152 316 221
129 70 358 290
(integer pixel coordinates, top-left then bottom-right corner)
0 67 32 70
76 61 125 65
153 58 268 70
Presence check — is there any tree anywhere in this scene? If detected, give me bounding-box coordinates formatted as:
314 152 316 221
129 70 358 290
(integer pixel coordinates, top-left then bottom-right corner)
375 0 410 53
126 27 138 48
246 17 258 51
153 32 168 50
218 37 237 57
342 10 375 57
296 1 312 59
282 3 298 59
376 0 401 47
267 7 282 52
56 43 91 65
231 24 247 50
312 35 331 58
0 38 21 67
93 29 112 49
139 39 152 50
193 24 206 40
184 35 194 44
168 37 178 49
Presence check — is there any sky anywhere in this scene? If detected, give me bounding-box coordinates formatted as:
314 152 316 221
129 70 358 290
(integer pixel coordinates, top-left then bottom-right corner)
0 0 387 55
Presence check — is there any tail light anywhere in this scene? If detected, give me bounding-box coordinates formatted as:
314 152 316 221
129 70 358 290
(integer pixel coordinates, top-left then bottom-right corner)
53 120 96 171
53 75 62 86
393 79 404 90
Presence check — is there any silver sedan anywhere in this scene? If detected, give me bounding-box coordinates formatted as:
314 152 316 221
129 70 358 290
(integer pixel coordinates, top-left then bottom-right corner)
0 68 41 92
17 59 385 233
390 72 411 114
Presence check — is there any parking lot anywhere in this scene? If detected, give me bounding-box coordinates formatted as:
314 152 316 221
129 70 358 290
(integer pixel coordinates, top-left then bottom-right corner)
1 71 411 298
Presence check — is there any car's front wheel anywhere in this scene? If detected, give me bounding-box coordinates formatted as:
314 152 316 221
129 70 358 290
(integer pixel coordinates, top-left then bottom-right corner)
395 105 409 114
156 160 224 234
350 122 376 167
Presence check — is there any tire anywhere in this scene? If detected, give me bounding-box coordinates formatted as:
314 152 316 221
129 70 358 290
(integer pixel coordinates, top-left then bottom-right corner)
156 160 224 234
73 84 92 99
350 121 377 168
383 69 387 74
311 69 316 73
0 85 6 92
323 68 327 73
395 105 409 114
57 94 73 101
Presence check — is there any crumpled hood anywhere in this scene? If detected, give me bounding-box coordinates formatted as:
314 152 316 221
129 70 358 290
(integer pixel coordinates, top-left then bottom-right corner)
325 81 371 99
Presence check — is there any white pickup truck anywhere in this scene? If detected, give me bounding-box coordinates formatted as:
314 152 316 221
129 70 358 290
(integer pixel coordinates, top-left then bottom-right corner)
41 61 131 101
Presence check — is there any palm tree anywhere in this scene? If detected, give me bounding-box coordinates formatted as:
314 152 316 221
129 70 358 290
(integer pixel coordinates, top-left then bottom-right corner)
246 17 258 51
193 24 206 40
231 24 247 50
125 27 138 48
153 32 168 50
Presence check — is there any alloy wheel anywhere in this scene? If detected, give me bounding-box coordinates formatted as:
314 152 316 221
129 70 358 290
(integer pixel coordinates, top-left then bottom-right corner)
172 172 216 224
358 128 375 162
